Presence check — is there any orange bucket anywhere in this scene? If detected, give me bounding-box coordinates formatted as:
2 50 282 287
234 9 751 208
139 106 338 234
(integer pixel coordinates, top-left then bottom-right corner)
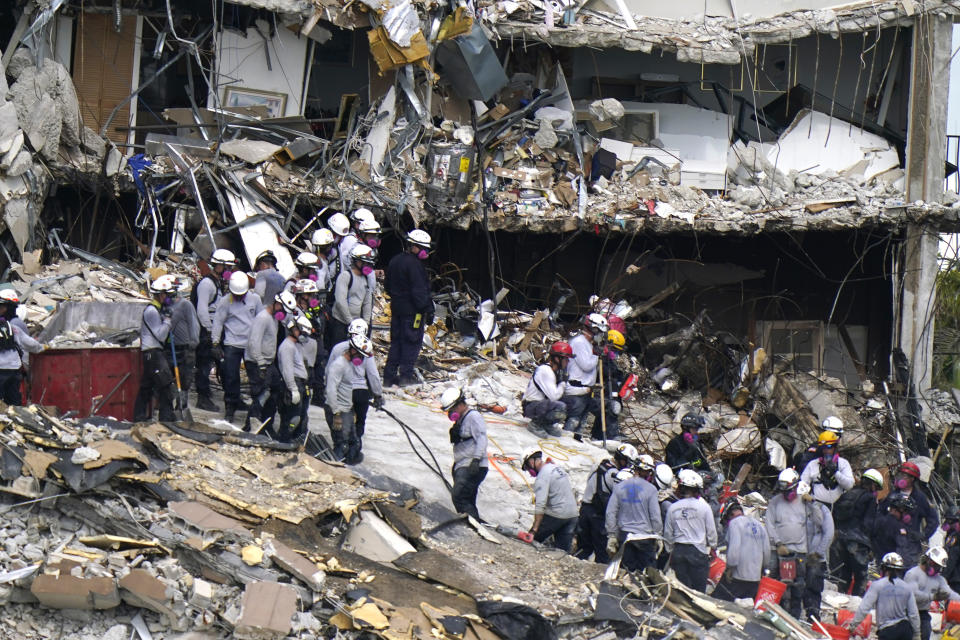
755 576 788 604
947 601 960 624
818 623 850 640
709 557 726 585
836 610 872 637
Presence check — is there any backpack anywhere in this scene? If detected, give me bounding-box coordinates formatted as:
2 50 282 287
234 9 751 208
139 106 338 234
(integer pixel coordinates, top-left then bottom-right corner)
0 318 15 351
590 459 617 510
190 274 218 309
831 487 863 527
449 409 475 444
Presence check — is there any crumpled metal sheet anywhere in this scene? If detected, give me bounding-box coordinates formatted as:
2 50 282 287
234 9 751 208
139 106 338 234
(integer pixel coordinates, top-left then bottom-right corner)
382 0 423 48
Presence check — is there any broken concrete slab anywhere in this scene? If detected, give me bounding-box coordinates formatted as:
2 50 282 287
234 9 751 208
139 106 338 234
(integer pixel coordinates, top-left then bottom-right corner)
30 574 120 610
235 581 298 640
118 569 175 616
168 501 251 539
342 510 416 563
264 538 325 591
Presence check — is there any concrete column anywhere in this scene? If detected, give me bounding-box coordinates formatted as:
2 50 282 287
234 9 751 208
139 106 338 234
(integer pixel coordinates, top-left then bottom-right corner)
900 14 952 393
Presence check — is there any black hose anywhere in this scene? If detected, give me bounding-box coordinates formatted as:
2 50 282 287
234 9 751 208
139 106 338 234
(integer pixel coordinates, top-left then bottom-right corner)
379 407 454 496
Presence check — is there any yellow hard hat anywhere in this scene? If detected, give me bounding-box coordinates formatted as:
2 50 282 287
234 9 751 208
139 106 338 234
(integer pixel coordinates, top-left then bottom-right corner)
607 329 626 350
818 430 839 446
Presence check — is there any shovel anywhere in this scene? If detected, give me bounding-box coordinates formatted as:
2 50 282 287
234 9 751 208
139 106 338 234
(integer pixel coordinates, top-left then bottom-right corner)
169 333 194 424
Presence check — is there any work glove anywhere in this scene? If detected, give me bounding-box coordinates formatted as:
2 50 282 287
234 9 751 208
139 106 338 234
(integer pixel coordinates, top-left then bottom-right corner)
469 458 480 476
802 493 814 503
290 389 301 405
607 536 619 556
372 395 384 410
331 413 343 431
776 544 791 557
211 344 224 362
807 552 822 564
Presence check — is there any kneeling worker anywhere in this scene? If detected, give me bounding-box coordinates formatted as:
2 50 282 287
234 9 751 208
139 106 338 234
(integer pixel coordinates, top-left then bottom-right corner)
442 388 488 521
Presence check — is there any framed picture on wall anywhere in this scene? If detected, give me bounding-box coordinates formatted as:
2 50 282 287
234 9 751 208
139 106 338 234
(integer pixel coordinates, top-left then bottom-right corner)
223 87 288 118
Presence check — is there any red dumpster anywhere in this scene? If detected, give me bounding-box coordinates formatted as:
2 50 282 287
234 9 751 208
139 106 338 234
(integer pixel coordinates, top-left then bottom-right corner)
29 347 141 421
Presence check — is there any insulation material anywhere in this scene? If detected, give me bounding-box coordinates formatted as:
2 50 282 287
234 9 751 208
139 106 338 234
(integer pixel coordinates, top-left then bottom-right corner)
767 110 900 182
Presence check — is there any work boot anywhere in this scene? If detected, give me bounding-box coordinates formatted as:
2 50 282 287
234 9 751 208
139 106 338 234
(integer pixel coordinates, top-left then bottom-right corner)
236 399 251 412
527 423 549 439
224 410 235 424
398 374 419 387
383 374 399 388
545 424 563 438
196 395 219 412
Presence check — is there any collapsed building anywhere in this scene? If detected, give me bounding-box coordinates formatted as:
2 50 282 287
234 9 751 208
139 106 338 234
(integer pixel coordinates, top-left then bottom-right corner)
3 0 960 637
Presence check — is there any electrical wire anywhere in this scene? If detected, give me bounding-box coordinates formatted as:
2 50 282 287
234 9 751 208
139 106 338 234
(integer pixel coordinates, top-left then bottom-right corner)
378 406 454 495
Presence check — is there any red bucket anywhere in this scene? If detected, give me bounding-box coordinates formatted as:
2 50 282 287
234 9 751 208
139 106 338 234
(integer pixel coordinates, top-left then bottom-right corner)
709 557 726 585
755 576 788 604
947 601 960 624
818 623 850 640
837 610 872 637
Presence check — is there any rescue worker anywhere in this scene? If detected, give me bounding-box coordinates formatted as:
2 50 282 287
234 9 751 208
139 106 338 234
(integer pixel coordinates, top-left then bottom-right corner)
324 318 383 450
277 314 312 443
713 499 769 602
212 271 263 423
326 333 376 464
442 387 488 521
253 250 286 309
664 469 718 592
845 553 920 640
134 275 179 422
943 506 960 594
296 311 318 433
590 328 626 442
799 430 854 504
193 248 237 411
654 463 678 570
874 495 918 567
167 279 200 412
522 449 578 552
287 252 320 291
562 313 607 437
293 278 328 406
383 229 433 387
906 547 960 640
331 244 374 347
245 291 298 435
666 413 712 472
0 290 41 405
357 217 382 250
767 469 835 621
576 443 638 563
831 468 883 596
606 455 663 572
521 341 571 438
328 212 355 277
794 415 844 471
880 461 939 568
310 228 336 292
351 207 376 234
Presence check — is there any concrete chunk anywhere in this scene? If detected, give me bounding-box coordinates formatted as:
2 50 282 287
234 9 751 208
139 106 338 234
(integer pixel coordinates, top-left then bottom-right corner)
265 539 325 591
119 569 175 616
30 574 120 610
235 581 298 639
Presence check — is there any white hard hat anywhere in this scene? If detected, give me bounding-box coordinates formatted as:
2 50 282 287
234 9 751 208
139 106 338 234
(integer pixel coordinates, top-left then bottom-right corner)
440 388 465 411
882 552 904 569
654 463 674 490
312 228 335 247
585 312 609 334
636 454 655 472
677 468 703 489
210 248 237 266
928 546 949 568
296 314 313 334
293 279 320 294
407 229 432 248
521 447 542 469
615 469 634 483
296 252 319 268
349 334 373 357
358 218 381 234
350 244 375 263
862 468 884 488
347 318 369 337
150 274 179 294
821 415 844 435
228 271 250 296
0 289 19 304
351 208 375 224
328 213 350 237
777 467 800 487
615 443 638 463
275 291 298 313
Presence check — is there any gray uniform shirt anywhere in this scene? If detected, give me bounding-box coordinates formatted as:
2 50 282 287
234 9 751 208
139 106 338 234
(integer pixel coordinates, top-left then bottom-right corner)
332 269 372 325
523 364 566 402
806 502 834 558
326 341 382 395
851 576 920 632
212 293 263 348
301 337 318 368
452 410 489 471
141 304 171 351
664 496 718 554
246 308 278 366
325 353 356 414
338 234 359 275
726 515 770 581
277 338 307 395
582 464 617 505
605 476 663 538
170 298 200 348
195 275 220 330
904 566 960 611
533 462 578 519
0 324 41 369
255 268 286 308
767 494 819 555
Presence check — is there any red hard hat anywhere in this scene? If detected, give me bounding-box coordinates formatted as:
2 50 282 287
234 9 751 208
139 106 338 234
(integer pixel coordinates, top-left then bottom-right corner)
900 461 921 479
550 341 573 358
